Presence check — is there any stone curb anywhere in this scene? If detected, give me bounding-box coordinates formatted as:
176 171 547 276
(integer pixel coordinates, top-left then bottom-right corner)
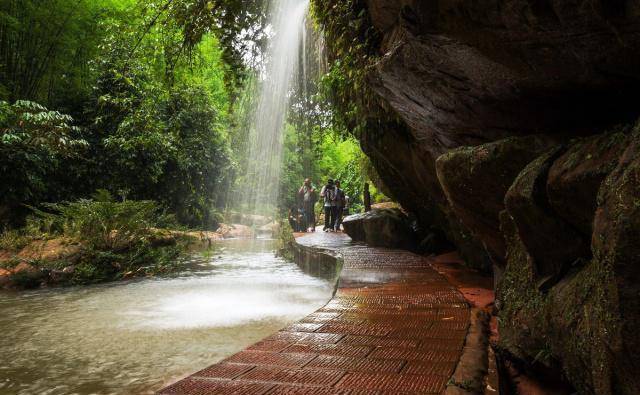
445 308 490 395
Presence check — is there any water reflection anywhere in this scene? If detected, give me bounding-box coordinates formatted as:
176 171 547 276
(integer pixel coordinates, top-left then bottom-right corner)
0 239 334 395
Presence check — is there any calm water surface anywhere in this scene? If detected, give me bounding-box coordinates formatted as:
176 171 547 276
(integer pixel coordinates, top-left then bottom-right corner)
0 239 335 395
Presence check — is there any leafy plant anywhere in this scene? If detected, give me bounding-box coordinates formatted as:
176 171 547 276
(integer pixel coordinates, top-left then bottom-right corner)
32 190 173 251
0 229 32 252
0 100 87 227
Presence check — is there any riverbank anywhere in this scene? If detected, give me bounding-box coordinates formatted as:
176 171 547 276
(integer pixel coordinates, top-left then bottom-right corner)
0 223 265 290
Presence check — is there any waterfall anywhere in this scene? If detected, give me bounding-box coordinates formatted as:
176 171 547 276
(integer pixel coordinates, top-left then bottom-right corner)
242 0 310 218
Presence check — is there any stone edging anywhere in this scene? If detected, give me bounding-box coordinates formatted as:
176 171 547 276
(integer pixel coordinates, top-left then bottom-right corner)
444 309 490 394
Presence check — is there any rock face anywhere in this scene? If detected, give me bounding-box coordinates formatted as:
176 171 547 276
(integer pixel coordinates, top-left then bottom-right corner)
436 136 556 269
342 208 417 250
498 130 640 394
317 0 640 392
359 0 640 269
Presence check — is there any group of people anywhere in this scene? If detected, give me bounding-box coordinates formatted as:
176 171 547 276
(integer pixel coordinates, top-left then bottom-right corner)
289 178 349 233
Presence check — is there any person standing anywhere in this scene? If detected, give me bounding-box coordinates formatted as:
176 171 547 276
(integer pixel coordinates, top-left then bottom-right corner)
334 180 346 231
320 179 336 232
298 178 317 232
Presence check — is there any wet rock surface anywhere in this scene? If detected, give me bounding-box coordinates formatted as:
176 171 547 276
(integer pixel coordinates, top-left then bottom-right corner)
497 130 640 394
436 135 555 265
504 148 591 290
314 1 640 392
342 208 417 251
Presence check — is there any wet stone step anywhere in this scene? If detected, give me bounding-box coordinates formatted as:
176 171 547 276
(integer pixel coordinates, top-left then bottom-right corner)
223 351 317 368
283 343 373 358
335 372 449 393
305 355 405 374
158 377 274 395
238 367 346 387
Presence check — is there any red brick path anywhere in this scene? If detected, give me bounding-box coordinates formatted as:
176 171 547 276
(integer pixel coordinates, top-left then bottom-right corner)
159 232 470 394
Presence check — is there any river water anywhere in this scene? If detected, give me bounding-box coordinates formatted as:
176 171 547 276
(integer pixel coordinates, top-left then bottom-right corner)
0 239 335 395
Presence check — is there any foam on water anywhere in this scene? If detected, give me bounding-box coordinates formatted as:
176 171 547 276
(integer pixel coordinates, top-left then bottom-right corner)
0 240 334 395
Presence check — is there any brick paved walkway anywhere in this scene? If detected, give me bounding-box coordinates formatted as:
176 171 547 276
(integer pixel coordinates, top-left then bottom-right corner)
159 231 470 394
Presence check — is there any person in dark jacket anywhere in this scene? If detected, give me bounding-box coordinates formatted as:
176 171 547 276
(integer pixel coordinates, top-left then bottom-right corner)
298 178 317 232
334 180 346 231
320 179 336 231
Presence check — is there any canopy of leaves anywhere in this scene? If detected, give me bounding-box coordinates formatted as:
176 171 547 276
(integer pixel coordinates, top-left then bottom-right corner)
0 0 242 229
0 100 87 222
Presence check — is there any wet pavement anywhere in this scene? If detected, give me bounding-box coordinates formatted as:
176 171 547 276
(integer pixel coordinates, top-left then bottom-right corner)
159 231 470 394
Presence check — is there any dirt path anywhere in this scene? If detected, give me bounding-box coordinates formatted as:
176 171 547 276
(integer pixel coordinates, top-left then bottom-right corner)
159 231 480 394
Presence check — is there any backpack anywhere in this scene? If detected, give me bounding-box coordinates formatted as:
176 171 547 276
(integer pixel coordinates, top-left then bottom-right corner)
324 186 336 204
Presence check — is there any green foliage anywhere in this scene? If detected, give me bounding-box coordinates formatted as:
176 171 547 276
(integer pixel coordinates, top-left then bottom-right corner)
32 190 174 251
0 229 31 252
0 100 87 226
156 85 233 228
168 0 269 91
0 0 388 236
0 0 238 230
310 0 382 137
7 191 188 285
280 123 308 211
317 134 387 211
278 123 388 215
275 220 295 261
0 0 132 104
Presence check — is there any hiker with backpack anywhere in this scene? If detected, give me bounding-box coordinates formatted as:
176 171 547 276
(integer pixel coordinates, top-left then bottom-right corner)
334 180 347 231
320 179 338 232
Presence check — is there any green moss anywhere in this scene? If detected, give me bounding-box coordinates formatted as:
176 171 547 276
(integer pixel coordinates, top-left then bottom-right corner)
498 207 621 393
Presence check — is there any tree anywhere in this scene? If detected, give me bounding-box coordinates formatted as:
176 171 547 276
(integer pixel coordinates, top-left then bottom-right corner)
0 100 87 227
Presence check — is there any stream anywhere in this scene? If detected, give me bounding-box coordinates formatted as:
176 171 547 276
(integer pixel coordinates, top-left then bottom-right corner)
0 239 336 395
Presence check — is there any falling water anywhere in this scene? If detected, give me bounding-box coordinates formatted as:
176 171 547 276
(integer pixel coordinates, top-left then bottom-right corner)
242 0 310 217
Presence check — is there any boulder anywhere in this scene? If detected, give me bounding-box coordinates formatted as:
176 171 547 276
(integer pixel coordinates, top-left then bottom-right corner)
218 224 254 239
361 121 492 270
323 0 640 271
257 221 279 237
497 129 640 394
436 135 555 264
342 208 417 250
547 131 630 237
505 148 591 290
589 130 640 394
315 1 640 391
10 262 44 288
